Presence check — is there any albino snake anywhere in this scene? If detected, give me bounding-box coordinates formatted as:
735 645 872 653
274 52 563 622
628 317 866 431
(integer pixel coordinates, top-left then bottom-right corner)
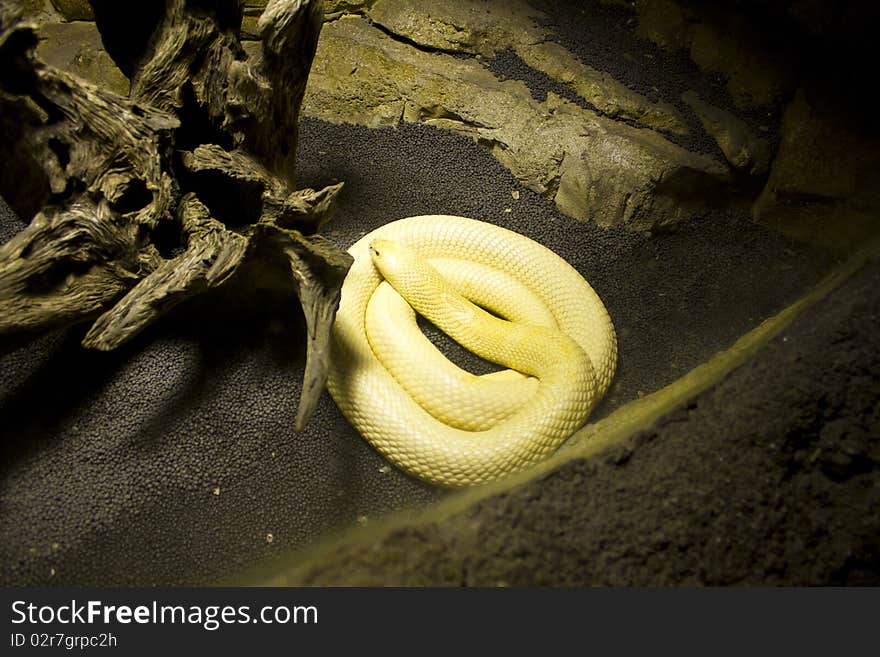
326 215 617 487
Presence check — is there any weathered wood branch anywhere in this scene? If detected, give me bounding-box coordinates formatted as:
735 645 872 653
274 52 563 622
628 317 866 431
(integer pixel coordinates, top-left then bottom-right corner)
0 0 350 430
252 223 351 431
80 194 250 350
181 143 343 231
0 197 143 335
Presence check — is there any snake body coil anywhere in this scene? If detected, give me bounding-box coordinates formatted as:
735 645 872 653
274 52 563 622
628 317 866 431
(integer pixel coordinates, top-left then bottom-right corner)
327 215 617 487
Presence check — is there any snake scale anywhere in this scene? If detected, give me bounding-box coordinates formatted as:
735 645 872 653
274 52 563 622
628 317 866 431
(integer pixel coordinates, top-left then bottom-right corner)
326 215 617 487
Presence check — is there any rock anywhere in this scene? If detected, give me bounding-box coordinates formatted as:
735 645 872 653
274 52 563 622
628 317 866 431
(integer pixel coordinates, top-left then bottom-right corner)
241 15 261 40
688 18 792 109
324 0 375 19
242 0 268 40
367 0 688 134
13 0 63 23
304 17 729 229
369 0 544 56
205 0 688 133
633 0 795 109
632 0 691 51
36 21 130 96
542 93 727 228
682 90 770 175
753 89 880 252
50 0 93 21
517 40 687 135
241 1 375 36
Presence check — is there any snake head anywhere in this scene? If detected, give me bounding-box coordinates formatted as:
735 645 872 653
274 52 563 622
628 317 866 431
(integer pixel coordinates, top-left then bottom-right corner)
368 239 384 258
369 239 404 274
369 238 437 304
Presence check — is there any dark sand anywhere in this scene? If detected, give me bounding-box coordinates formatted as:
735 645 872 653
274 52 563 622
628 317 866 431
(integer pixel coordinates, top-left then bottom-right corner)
2 1 874 586
263 256 880 586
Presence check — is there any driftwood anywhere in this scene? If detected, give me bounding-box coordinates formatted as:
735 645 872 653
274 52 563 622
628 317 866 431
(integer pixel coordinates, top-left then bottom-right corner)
0 0 352 430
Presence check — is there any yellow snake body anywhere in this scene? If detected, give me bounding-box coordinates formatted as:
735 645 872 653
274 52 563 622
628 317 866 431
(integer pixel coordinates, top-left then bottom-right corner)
327 215 617 487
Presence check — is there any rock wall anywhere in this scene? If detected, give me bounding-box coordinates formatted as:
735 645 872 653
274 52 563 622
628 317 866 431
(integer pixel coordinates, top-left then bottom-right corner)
298 15 728 230
627 0 880 250
19 0 880 243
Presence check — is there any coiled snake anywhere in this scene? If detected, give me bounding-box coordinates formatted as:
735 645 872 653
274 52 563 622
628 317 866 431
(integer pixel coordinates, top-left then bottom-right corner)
327 215 616 487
